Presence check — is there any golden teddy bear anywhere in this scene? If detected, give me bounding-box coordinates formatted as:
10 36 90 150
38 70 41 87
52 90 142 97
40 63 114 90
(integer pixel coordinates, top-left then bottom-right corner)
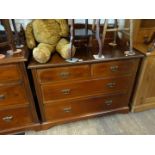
25 19 76 63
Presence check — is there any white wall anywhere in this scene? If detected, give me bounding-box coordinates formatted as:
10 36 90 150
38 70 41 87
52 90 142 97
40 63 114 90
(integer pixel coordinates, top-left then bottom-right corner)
0 19 125 31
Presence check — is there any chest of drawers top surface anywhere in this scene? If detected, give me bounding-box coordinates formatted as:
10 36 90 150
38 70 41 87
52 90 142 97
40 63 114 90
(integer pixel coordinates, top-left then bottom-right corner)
0 48 29 65
28 47 144 69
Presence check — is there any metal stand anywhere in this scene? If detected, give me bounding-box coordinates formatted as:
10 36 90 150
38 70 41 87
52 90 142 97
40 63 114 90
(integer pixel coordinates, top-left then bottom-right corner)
124 19 135 56
66 19 79 63
93 19 105 60
66 57 79 63
66 19 135 61
93 19 135 57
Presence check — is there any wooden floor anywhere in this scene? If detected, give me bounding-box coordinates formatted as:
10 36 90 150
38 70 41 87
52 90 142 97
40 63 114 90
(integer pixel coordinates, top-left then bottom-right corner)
26 109 155 135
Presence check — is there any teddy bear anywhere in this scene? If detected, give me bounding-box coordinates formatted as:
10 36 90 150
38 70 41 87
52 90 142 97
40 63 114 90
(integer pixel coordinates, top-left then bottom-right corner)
25 19 76 63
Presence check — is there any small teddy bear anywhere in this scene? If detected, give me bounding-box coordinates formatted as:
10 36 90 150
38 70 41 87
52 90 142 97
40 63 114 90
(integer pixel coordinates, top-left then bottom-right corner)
25 19 76 63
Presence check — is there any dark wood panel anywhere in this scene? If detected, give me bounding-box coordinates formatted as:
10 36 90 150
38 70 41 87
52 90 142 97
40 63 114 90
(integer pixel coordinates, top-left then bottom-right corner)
0 106 33 131
41 76 132 102
140 19 155 28
92 59 139 77
0 84 28 107
37 65 90 83
45 93 128 121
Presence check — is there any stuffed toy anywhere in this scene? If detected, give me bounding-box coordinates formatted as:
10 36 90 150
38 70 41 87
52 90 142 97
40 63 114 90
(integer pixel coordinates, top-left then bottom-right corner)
25 19 76 63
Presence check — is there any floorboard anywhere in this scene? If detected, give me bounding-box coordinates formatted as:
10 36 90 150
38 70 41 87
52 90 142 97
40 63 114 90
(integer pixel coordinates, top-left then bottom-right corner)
26 109 155 135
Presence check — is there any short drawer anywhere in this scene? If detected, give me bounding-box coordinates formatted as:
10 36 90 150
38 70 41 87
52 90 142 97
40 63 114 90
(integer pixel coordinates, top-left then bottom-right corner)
37 65 90 83
0 106 33 131
42 76 132 102
0 85 28 107
44 93 129 121
92 59 139 77
0 64 21 84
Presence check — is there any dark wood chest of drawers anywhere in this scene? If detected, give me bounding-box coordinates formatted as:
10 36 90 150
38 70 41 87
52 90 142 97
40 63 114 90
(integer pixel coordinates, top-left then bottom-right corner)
0 49 39 134
28 49 143 130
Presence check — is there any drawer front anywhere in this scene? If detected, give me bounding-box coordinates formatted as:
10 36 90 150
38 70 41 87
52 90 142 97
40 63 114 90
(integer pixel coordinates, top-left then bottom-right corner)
42 76 132 102
37 65 90 83
0 64 21 84
92 59 139 77
45 93 128 121
0 107 33 131
0 85 28 107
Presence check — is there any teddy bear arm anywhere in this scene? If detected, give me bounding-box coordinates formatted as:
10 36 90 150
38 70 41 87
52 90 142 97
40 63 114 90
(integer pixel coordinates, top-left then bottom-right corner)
25 22 36 49
55 19 69 37
56 38 76 59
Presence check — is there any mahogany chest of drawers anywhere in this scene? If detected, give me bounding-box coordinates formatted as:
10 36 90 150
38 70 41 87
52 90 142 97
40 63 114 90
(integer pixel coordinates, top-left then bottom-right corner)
28 49 143 130
0 49 39 134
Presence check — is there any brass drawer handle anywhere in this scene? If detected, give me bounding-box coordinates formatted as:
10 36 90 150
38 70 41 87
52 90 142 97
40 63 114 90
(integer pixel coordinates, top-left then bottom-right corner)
0 94 5 100
60 72 70 79
63 107 72 113
61 89 71 95
2 116 13 122
107 82 116 88
105 99 113 106
110 66 119 72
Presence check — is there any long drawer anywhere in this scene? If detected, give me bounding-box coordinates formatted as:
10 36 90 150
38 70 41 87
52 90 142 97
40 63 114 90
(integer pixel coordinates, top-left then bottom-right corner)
0 84 28 107
91 59 139 78
45 93 128 121
37 65 90 83
0 64 21 84
41 76 132 102
0 106 33 131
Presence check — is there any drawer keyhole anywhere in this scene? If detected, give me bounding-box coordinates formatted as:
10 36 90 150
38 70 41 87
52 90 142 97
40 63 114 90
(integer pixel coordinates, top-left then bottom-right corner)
60 72 70 79
110 66 119 72
2 116 13 122
0 94 5 100
105 99 113 106
61 89 71 95
63 107 72 113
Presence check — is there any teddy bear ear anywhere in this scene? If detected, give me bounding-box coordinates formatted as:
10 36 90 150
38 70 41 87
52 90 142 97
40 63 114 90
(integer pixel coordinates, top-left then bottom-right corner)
25 22 36 49
57 19 70 37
